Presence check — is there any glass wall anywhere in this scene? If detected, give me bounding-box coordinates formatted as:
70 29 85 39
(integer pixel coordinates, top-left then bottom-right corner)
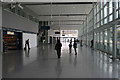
80 1 120 58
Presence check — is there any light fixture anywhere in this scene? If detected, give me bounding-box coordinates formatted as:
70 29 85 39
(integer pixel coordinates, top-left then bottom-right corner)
18 3 23 9
11 2 23 9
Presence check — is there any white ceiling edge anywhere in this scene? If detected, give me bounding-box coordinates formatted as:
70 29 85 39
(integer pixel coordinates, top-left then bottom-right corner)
2 0 99 2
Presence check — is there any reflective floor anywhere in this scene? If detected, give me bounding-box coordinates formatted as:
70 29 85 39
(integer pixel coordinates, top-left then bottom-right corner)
2 42 120 78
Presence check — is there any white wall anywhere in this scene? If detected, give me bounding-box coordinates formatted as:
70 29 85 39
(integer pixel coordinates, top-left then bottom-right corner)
2 10 38 33
23 33 37 48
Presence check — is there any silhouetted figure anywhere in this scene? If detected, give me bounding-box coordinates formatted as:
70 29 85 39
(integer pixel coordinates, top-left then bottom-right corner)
91 40 93 48
55 40 62 58
26 39 30 50
69 42 72 53
80 40 83 47
70 38 72 42
73 40 77 55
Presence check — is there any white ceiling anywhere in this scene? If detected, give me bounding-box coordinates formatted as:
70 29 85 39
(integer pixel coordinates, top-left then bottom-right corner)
2 2 92 30
25 3 93 30
38 16 86 21
26 4 92 15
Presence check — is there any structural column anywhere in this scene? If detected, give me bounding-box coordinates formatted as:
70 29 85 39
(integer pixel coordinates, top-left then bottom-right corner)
0 1 2 79
112 24 117 61
112 2 117 61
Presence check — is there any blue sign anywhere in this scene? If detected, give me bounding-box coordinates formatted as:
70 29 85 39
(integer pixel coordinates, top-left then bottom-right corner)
41 26 50 30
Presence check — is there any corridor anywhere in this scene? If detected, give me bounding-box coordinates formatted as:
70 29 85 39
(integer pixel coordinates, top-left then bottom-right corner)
2 42 120 78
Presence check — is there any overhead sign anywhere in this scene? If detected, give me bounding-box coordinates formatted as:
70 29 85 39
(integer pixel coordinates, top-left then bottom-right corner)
41 26 50 30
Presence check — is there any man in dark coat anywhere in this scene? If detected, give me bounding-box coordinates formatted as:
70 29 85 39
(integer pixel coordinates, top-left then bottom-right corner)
55 40 62 58
73 40 77 55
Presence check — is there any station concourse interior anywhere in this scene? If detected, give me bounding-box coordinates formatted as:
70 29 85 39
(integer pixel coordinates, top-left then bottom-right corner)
0 1 120 79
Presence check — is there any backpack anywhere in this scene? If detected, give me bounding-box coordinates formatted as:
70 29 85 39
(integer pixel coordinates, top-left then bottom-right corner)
73 43 77 48
55 44 58 50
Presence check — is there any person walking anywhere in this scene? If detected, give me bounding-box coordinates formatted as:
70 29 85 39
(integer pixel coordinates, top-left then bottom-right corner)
91 39 93 48
55 40 62 58
26 39 30 50
73 40 77 55
80 40 83 47
69 42 72 53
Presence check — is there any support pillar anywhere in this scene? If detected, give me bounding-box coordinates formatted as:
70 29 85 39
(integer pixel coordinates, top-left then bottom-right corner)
0 1 2 79
112 24 117 61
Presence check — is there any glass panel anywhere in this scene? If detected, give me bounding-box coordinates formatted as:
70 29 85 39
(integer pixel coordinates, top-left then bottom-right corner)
104 6 107 17
110 27 113 53
116 10 118 18
101 1 103 8
116 0 119 10
101 10 103 20
101 20 103 25
104 0 107 5
97 4 99 13
97 13 99 22
109 0 113 14
104 29 107 52
109 15 113 21
97 23 99 27
104 18 107 24
117 27 120 56
100 32 103 50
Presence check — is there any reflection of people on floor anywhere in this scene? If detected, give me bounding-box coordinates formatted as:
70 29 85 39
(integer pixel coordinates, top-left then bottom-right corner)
73 56 77 68
55 59 62 77
69 42 72 53
25 49 30 57
69 54 72 64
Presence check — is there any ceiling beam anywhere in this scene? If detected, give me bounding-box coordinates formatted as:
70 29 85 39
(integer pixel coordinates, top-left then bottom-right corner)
53 24 82 25
39 14 87 16
22 2 93 5
51 20 84 22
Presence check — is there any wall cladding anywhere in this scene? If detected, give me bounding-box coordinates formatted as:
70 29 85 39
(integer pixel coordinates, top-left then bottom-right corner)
2 10 38 33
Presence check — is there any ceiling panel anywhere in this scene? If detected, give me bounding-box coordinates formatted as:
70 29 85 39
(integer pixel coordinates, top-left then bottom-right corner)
26 4 92 15
39 16 86 21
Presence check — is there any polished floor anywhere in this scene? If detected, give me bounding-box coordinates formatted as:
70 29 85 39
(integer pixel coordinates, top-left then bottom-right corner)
2 42 120 78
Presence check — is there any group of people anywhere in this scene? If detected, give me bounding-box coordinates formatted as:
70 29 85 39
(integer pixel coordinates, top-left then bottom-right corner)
55 38 78 59
69 39 77 55
55 38 94 59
